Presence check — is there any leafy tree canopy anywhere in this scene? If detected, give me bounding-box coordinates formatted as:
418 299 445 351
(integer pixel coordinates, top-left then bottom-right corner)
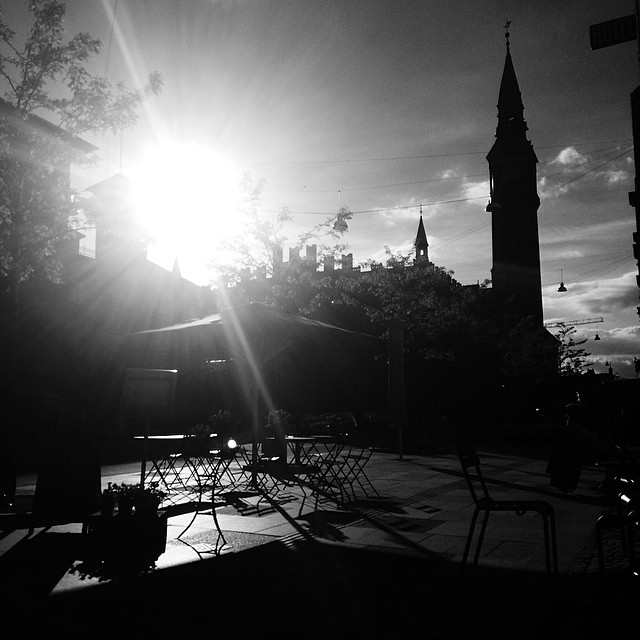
552 324 593 376
208 174 352 309
341 250 479 354
0 0 161 317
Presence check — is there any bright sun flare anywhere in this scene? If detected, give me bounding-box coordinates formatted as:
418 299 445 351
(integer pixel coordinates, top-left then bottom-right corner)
130 142 243 280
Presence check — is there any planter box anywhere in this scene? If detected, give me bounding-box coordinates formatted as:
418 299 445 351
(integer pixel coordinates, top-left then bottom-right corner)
83 510 168 566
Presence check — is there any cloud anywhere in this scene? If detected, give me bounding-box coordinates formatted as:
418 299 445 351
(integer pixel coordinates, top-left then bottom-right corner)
546 271 636 315
538 147 632 200
551 146 587 167
602 168 629 185
461 178 490 200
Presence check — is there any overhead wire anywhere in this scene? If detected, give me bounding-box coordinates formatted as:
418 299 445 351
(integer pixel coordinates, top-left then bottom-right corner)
257 143 630 217
257 194 488 216
258 141 631 217
262 142 629 198
541 252 634 289
572 255 633 282
247 138 632 167
538 144 633 181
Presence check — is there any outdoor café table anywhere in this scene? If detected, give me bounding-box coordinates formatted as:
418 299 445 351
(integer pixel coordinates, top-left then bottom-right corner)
134 434 217 490
283 435 318 465
283 435 348 499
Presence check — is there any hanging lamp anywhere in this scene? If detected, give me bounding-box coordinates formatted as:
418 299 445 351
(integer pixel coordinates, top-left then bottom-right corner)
333 217 348 233
333 190 348 233
557 269 567 292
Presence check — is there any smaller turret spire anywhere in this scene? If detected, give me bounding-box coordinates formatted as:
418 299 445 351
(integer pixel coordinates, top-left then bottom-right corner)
414 204 429 263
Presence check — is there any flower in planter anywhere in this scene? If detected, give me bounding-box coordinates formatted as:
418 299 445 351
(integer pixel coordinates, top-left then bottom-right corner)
102 482 166 516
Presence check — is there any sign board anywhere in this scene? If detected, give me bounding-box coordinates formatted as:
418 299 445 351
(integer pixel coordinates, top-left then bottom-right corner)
590 14 637 50
120 368 177 417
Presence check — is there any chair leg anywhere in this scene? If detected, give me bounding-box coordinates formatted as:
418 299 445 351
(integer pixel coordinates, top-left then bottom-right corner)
473 510 490 567
550 511 559 574
461 508 480 574
541 515 552 578
209 485 227 548
596 518 607 583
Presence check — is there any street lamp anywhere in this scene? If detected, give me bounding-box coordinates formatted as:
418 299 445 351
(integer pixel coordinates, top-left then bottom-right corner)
557 269 567 292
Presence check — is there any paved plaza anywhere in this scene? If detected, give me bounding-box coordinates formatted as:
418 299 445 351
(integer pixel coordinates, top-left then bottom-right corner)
1 441 638 638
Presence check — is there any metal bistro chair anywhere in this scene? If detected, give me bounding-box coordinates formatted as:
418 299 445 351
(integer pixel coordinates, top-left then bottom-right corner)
334 441 379 502
458 445 558 579
176 437 241 543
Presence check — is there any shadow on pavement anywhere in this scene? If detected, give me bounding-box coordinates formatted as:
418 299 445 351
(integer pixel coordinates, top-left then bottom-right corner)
3 531 639 639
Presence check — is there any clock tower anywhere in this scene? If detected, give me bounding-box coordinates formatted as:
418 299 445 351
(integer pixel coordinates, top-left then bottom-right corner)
486 28 543 326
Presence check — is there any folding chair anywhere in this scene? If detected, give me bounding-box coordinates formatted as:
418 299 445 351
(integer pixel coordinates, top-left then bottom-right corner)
458 445 558 579
594 441 640 582
334 443 379 502
242 440 321 516
177 448 235 543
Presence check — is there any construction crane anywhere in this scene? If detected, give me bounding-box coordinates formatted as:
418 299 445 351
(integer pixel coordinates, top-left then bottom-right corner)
544 316 604 328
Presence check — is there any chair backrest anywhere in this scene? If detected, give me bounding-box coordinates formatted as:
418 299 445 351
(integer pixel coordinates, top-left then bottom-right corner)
458 446 493 505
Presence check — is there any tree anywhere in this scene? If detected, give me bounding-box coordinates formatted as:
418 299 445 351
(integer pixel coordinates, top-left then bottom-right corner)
0 0 161 327
553 324 592 375
343 250 474 350
208 173 352 312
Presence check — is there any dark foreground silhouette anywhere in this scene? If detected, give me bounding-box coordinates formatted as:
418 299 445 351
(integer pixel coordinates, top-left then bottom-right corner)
2 530 638 640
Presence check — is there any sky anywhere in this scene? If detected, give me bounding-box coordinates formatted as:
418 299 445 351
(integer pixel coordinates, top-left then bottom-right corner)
4 0 640 377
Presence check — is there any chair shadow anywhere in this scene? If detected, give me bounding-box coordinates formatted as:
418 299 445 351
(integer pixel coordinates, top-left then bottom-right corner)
420 461 606 506
296 510 360 541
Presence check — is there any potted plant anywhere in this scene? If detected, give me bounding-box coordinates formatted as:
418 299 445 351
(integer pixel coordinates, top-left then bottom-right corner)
100 482 165 516
86 482 168 567
129 482 166 517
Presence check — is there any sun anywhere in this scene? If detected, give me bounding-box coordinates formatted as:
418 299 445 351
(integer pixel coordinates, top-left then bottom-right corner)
130 142 243 281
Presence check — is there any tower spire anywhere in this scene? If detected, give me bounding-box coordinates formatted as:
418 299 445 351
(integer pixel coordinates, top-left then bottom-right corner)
494 23 528 145
485 27 543 326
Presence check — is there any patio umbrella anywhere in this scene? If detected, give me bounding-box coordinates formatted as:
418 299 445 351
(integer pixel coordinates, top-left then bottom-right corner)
123 303 384 450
